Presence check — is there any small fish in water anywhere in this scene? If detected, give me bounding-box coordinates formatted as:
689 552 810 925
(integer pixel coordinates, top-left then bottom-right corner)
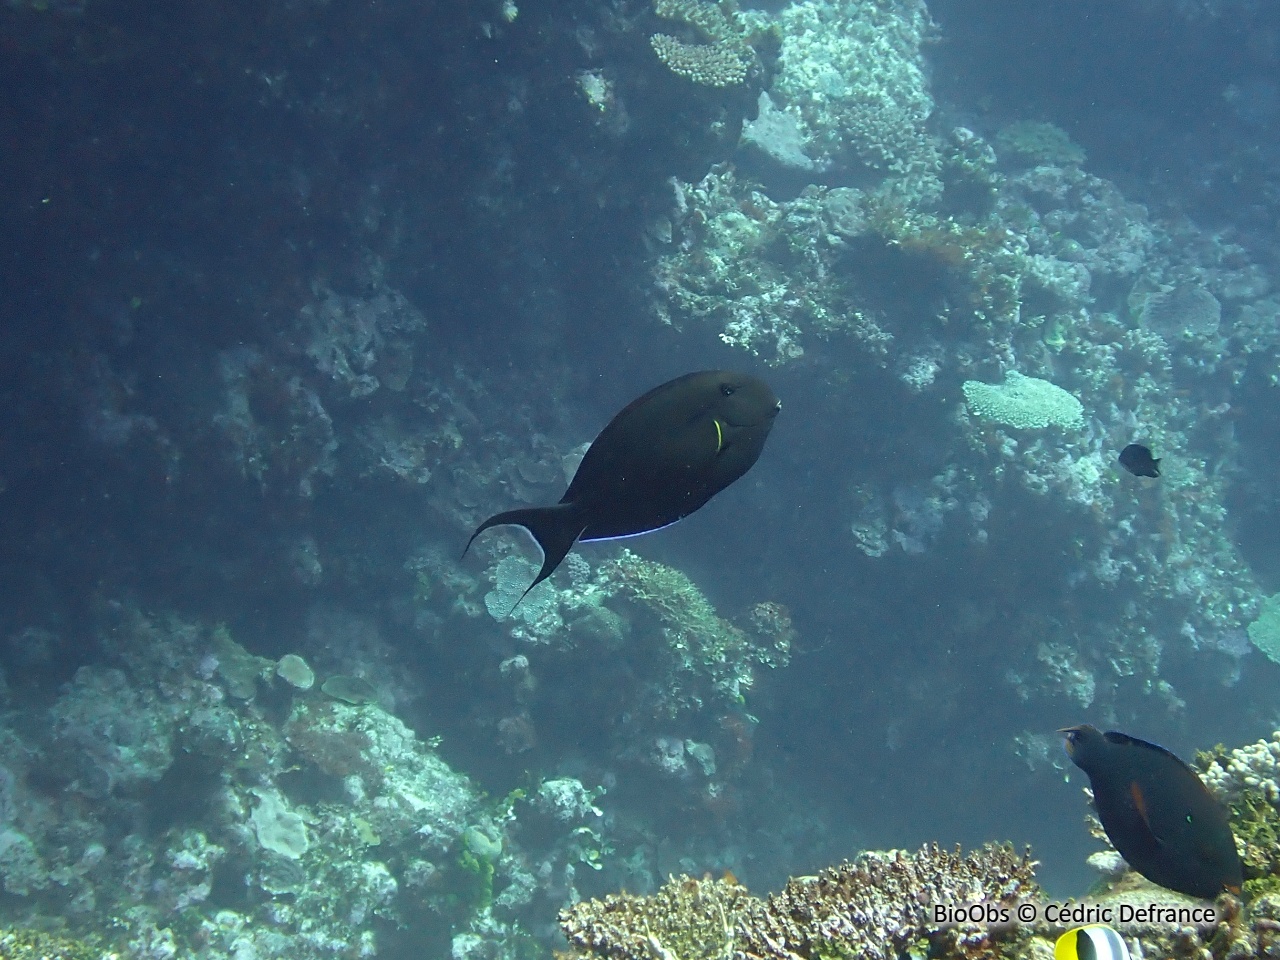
1055 925 1129 960
1118 443 1160 477
1060 724 1242 899
464 371 780 603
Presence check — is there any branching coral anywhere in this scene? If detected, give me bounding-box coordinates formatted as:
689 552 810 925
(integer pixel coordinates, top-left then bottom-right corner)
561 873 757 960
740 843 1039 960
1200 731 1280 806
1197 731 1280 896
604 550 791 711
650 0 753 87
560 844 1039 960
651 34 750 87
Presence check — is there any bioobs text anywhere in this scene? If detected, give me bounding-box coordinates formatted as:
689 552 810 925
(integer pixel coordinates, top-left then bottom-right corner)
933 903 1014 926
933 902 1220 927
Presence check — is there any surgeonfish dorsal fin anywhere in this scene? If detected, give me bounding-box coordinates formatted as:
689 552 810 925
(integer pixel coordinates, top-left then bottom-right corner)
1105 730 1192 771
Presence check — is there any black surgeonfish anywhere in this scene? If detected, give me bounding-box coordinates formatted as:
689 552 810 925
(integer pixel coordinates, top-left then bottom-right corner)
1119 443 1161 478
463 371 780 602
1061 724 1242 899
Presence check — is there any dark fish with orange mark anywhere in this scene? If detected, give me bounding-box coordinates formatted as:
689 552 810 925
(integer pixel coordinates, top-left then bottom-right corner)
1119 443 1161 478
464 371 780 603
1061 724 1241 899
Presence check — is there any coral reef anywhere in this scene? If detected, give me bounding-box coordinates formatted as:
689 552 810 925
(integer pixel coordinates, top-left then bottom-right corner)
650 92 1278 729
740 843 1039 960
650 0 755 89
560 843 1040 960
1137 284 1223 341
561 873 756 960
0 928 108 960
300 285 428 399
1247 596 1280 664
468 546 790 717
604 551 793 712
0 608 559 959
561 811 1280 960
993 121 1087 168
760 0 939 178
8 0 1280 956
962 373 1085 431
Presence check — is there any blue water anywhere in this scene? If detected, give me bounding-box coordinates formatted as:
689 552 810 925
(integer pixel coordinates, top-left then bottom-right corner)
0 0 1277 956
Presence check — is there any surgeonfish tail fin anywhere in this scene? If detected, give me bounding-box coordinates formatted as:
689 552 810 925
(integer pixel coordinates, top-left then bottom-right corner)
462 505 585 607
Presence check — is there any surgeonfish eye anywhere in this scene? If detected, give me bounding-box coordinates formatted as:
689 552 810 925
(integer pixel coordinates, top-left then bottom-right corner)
1060 728 1080 755
720 383 736 397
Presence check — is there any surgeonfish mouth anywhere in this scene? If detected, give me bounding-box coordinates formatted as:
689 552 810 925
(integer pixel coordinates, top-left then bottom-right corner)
1058 725 1084 757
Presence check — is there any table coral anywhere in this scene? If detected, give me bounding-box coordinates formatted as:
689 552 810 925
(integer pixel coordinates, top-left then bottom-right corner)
962 372 1085 431
1246 595 1280 664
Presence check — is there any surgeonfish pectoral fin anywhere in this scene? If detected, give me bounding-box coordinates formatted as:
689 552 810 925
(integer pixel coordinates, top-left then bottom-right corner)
1128 781 1165 844
1129 782 1149 825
